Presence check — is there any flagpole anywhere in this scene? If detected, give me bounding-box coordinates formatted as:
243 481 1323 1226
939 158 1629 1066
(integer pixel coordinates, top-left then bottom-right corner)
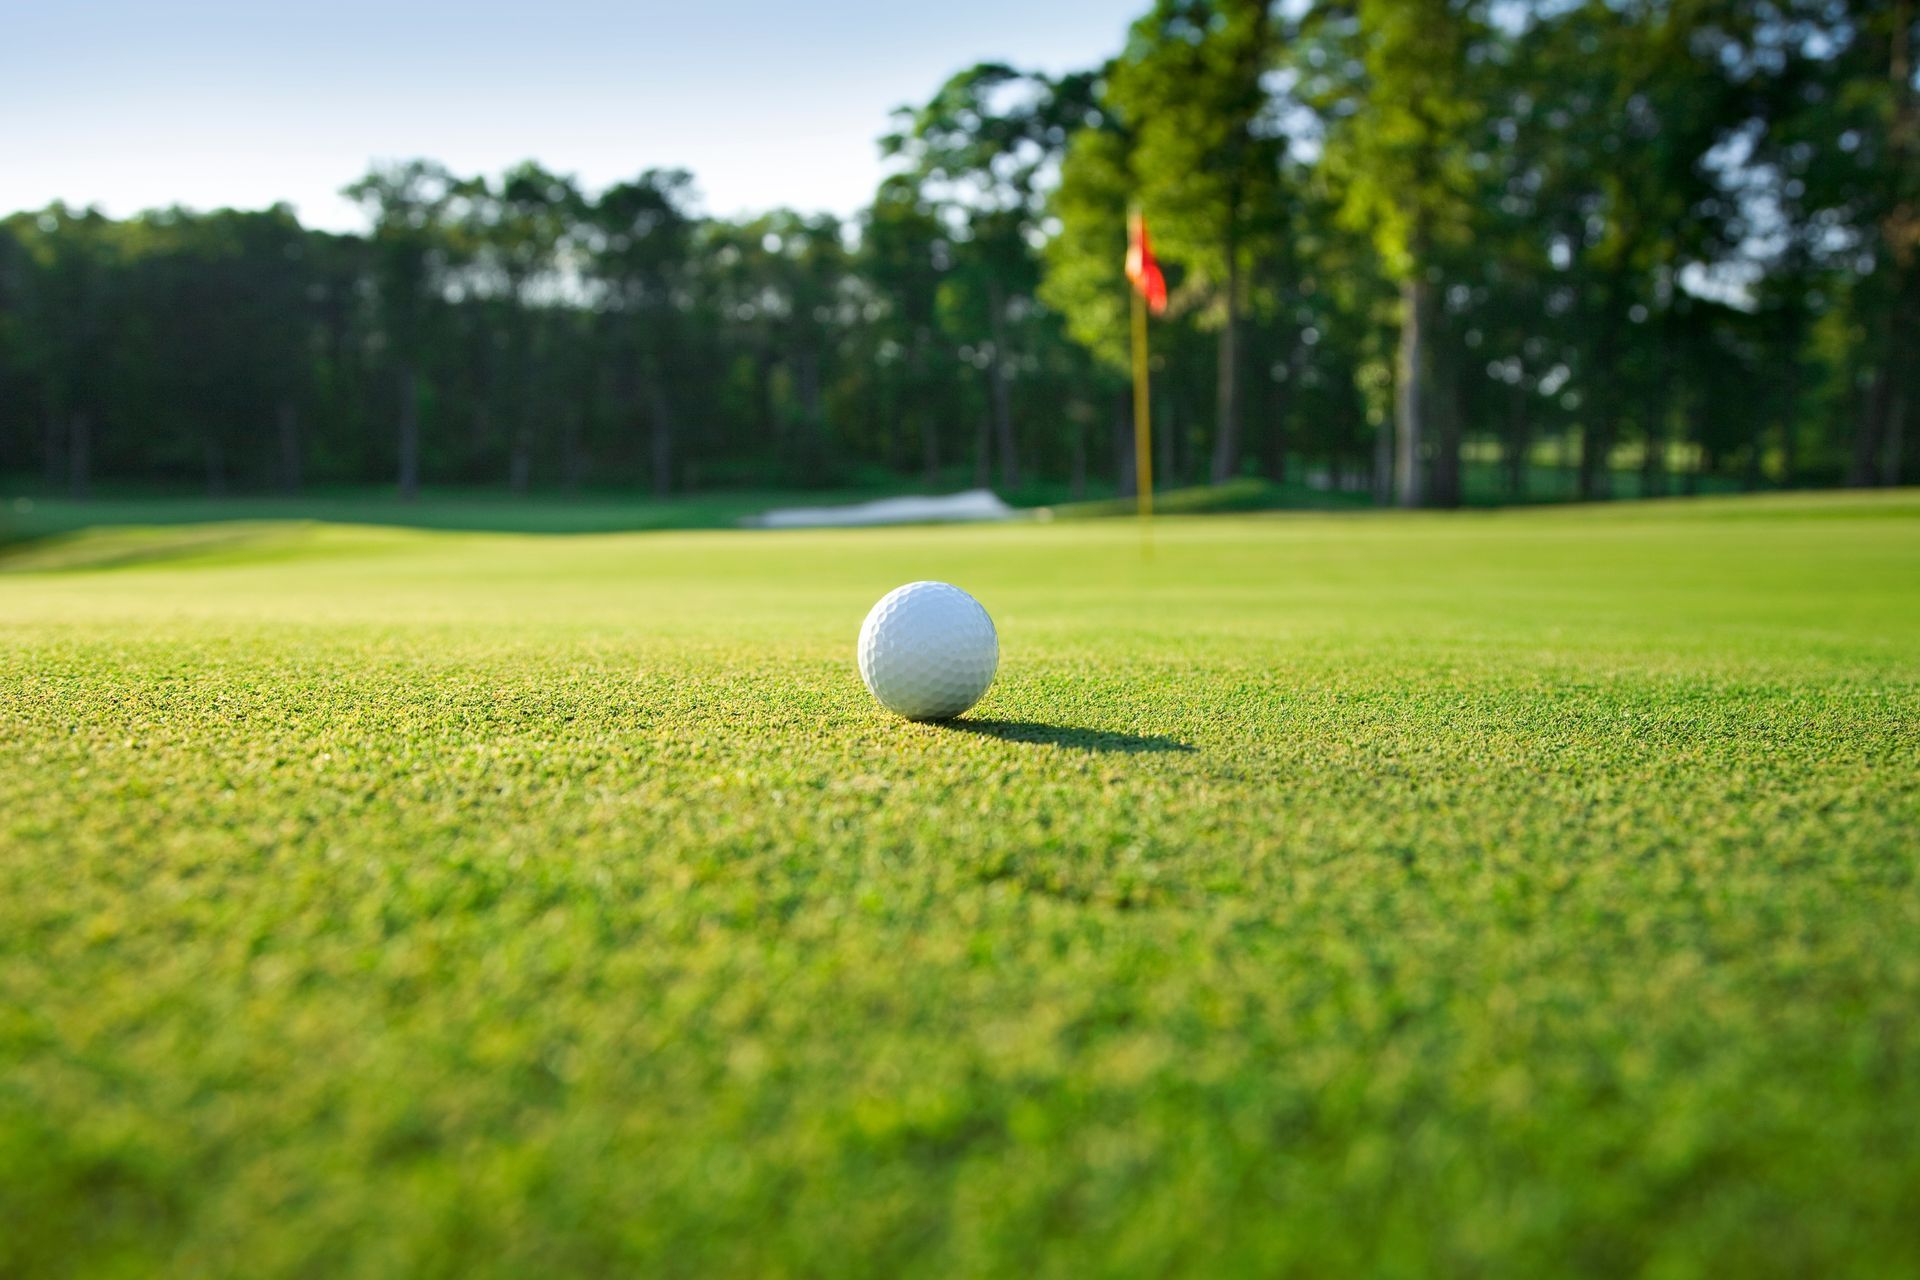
1130 277 1154 522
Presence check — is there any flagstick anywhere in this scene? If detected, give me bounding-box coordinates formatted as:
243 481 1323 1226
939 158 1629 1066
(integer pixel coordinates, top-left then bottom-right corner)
1130 285 1154 523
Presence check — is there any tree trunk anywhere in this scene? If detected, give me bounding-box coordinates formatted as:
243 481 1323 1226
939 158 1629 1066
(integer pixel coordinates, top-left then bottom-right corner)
1579 420 1609 499
989 357 1017 490
646 370 675 497
397 365 422 501
1742 429 1764 491
986 280 1019 491
1680 390 1701 496
1645 311 1680 499
561 409 584 494
471 403 492 468
1883 0 1916 482
792 346 828 482
1779 359 1801 488
1373 413 1394 507
1851 365 1890 486
880 379 901 476
508 435 531 495
1070 413 1087 500
1642 420 1665 498
914 336 939 484
1884 383 1907 486
1210 244 1243 484
277 400 301 494
43 395 65 490
972 411 991 488
1159 395 1176 490
1263 376 1286 483
796 349 824 435
1267 340 1301 483
469 343 494 470
1394 272 1430 508
67 410 90 500
1429 347 1463 508
513 303 548 495
1506 376 1529 499
756 348 779 444
1880 260 1917 485
1643 363 1669 499
1580 279 1625 501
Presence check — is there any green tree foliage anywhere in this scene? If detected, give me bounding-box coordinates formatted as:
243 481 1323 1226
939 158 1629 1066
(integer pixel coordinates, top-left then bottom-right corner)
343 161 461 500
1041 122 1135 379
1108 0 1288 482
861 176 957 480
589 170 701 494
1752 0 1920 487
0 2 1911 504
884 63 1101 488
1314 0 1492 507
464 162 584 494
706 210 854 483
1 206 123 497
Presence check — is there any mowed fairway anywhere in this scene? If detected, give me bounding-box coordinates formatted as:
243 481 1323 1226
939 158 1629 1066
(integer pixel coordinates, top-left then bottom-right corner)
3 493 1918 1278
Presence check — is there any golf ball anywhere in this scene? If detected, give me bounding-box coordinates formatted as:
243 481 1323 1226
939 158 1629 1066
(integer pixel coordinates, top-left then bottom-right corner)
857 581 998 721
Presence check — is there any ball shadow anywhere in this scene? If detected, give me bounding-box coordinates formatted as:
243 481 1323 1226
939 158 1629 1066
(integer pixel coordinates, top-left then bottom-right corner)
937 718 1196 755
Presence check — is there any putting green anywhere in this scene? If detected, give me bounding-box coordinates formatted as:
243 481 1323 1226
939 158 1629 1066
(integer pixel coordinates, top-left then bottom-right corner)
3 492 1917 1277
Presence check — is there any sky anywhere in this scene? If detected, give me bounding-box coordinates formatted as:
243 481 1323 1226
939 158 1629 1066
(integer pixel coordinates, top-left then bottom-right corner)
0 0 1143 232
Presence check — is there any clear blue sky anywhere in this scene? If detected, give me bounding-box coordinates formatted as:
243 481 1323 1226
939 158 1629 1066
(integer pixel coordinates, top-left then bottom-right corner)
0 0 1143 231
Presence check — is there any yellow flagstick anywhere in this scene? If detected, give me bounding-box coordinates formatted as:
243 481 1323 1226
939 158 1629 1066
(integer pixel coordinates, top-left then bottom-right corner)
1130 270 1154 522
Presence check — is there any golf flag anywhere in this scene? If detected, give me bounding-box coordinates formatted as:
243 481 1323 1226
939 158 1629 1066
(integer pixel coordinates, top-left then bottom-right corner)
1125 210 1168 315
1126 209 1158 523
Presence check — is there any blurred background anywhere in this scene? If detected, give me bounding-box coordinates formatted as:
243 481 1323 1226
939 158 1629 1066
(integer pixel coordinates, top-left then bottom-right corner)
0 0 1913 535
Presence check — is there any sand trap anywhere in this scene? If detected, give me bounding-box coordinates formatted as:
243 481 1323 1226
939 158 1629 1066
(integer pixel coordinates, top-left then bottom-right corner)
740 488 1015 529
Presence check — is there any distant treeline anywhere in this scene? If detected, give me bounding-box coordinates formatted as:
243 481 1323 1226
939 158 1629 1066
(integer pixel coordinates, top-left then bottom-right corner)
1 1 1913 505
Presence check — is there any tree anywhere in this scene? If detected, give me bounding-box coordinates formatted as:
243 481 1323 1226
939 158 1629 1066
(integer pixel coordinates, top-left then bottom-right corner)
1829 0 1917 485
464 162 582 493
590 170 700 495
2 16 1911 508
343 161 460 500
708 210 853 482
885 64 1096 490
1042 117 1141 494
1108 0 1287 484
863 175 955 480
1315 0 1489 507
1518 1 1746 500
3 206 125 498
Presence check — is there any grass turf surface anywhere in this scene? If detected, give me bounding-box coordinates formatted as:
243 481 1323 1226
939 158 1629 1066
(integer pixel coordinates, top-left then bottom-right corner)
0 487 894 541
2 492 1917 1277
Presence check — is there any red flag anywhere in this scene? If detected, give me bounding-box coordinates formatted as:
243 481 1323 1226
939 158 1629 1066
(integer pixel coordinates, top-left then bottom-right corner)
1125 210 1168 315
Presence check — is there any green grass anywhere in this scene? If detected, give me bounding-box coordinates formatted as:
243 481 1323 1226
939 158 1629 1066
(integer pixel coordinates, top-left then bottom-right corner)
3 491 1917 1278
0 487 897 542
1049 476 1372 518
0 459 1763 548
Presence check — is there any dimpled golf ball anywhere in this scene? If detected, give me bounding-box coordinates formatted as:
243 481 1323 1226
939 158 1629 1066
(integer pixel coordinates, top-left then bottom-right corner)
857 581 998 721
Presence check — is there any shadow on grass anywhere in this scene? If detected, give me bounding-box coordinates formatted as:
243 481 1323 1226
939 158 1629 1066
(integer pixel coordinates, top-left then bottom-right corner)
940 718 1196 755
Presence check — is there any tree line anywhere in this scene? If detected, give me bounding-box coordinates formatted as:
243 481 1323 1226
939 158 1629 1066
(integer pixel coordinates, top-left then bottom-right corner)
1 0 1912 506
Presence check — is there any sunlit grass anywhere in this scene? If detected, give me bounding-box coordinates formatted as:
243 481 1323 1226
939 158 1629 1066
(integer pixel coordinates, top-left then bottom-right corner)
2 492 1917 1277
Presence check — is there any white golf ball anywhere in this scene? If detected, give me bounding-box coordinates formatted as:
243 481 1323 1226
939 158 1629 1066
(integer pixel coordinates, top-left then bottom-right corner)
857 581 998 721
